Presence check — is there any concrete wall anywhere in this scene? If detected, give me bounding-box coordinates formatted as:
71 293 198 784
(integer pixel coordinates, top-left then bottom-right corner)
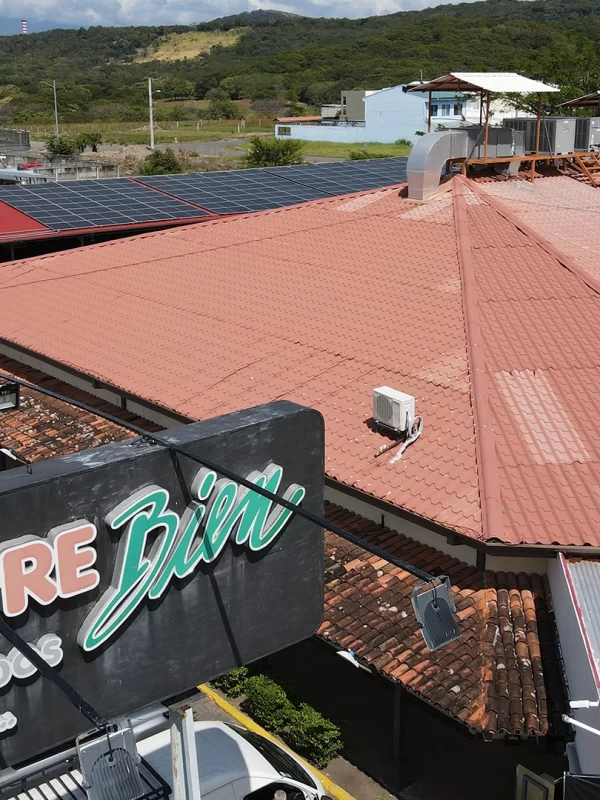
342 91 367 122
548 554 600 773
276 123 368 143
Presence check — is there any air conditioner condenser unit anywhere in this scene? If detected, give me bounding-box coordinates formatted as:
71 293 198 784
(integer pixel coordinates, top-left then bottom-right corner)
373 386 415 433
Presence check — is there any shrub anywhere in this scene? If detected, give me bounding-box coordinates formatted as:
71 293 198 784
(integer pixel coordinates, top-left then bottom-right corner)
286 704 342 768
243 675 294 733
211 666 249 698
140 147 182 175
44 135 76 158
395 138 412 147
415 130 426 136
246 136 304 167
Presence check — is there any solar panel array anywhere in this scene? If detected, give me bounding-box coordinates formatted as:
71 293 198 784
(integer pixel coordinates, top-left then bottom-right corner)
138 168 330 214
0 157 408 234
0 179 208 231
139 158 408 214
265 157 409 195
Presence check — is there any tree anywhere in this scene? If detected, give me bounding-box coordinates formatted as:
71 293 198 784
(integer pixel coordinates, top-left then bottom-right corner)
74 134 88 153
245 136 305 168
86 132 103 152
207 99 238 119
205 87 229 101
140 148 182 175
73 132 103 153
44 135 77 158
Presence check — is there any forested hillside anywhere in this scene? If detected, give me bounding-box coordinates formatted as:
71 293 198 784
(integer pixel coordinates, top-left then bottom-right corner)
1 0 599 125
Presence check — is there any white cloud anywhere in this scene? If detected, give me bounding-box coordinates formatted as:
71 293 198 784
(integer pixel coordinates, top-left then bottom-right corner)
3 0 472 26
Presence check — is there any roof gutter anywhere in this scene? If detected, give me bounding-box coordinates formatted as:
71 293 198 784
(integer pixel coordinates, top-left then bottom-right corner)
327 478 600 557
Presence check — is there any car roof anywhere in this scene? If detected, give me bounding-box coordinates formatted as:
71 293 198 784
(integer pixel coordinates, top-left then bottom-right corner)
136 720 280 794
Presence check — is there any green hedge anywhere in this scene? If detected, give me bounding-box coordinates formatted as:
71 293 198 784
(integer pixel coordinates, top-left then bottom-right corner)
243 674 295 732
212 669 343 768
286 704 343 769
211 666 249 698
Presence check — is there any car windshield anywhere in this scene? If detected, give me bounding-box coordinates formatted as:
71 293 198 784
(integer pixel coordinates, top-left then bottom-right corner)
226 725 317 789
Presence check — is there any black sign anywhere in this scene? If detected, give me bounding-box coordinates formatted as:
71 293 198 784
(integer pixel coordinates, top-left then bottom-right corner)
0 401 324 766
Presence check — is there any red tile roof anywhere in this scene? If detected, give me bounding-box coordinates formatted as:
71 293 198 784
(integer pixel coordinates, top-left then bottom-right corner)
321 503 565 736
0 177 599 547
275 116 322 123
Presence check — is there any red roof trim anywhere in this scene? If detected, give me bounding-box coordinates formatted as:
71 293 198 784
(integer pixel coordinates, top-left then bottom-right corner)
454 178 505 543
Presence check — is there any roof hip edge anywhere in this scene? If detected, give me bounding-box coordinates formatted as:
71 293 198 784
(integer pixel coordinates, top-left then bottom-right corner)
453 177 505 544
468 180 600 298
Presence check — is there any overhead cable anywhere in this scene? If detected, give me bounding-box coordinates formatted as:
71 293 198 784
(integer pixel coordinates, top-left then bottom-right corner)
0 372 436 583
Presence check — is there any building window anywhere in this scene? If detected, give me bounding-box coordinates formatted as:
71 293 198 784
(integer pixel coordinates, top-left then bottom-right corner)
440 104 450 116
453 103 462 115
278 126 291 136
430 104 438 116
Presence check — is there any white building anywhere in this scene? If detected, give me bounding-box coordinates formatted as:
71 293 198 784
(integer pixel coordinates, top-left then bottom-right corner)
276 84 532 145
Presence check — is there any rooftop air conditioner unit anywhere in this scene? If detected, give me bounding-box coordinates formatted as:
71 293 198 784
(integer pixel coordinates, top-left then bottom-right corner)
373 386 415 433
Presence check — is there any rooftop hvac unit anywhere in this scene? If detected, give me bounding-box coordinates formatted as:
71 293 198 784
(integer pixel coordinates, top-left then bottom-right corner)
574 117 600 151
503 117 577 155
466 126 524 159
373 386 415 433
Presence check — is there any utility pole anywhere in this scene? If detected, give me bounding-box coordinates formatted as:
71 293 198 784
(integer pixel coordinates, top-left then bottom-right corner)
148 77 155 150
40 80 59 137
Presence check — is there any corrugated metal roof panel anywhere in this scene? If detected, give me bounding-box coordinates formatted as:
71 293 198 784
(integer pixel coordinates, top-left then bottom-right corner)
567 559 600 681
409 72 559 94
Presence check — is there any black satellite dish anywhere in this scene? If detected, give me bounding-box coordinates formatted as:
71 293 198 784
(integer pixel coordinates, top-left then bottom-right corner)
412 576 461 652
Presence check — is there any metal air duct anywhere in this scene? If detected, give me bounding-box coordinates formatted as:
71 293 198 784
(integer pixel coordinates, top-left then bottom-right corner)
407 130 474 200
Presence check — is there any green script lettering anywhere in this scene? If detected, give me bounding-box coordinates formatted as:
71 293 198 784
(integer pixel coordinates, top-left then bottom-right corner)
77 464 306 652
77 487 179 652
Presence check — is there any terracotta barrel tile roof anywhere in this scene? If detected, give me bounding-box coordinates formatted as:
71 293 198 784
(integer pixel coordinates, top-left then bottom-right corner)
321 502 564 736
0 356 159 464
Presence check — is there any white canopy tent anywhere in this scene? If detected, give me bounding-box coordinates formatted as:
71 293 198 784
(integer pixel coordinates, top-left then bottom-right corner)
408 72 560 171
407 72 559 95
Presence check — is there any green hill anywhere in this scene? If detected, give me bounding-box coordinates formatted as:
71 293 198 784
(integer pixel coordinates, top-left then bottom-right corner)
1 2 599 125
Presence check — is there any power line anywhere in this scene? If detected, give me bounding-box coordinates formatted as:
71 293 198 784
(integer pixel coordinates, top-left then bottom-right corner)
0 372 436 583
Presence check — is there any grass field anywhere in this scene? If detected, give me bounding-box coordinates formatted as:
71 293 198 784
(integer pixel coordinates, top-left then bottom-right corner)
29 120 275 146
302 141 411 158
233 139 412 159
135 28 249 62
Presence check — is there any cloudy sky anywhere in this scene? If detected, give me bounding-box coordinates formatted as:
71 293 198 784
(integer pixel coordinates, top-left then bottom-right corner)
2 0 468 28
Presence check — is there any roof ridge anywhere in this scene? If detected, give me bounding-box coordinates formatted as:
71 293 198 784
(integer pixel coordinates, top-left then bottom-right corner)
453 177 505 543
468 179 600 297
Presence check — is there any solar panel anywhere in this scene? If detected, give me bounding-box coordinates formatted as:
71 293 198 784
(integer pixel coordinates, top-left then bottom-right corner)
138 168 330 215
0 179 208 232
266 157 408 195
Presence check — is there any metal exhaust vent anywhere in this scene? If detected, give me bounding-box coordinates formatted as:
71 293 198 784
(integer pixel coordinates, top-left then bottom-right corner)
412 576 460 652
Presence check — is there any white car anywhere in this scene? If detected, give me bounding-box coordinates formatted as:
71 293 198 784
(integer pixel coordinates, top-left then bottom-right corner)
137 721 328 800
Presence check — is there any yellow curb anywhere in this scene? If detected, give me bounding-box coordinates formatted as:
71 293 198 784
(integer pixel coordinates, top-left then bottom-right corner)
198 684 356 800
